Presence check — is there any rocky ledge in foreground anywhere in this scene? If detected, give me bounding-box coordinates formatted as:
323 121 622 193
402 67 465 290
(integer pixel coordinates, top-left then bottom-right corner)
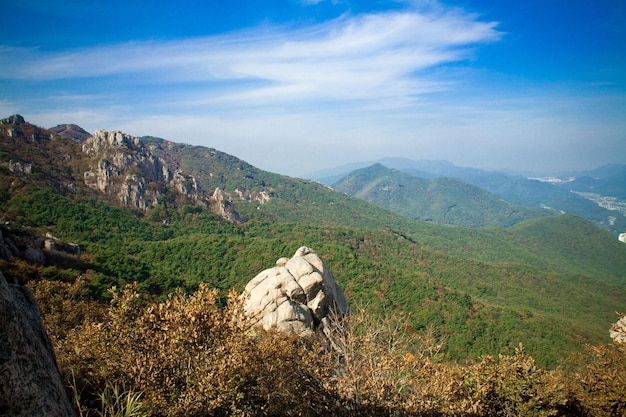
0 270 76 416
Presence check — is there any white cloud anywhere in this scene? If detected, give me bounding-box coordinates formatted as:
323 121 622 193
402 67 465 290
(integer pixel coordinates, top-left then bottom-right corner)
7 6 621 176
0 9 501 110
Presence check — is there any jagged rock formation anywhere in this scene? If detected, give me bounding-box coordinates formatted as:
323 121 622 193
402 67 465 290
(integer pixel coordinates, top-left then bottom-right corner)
81 130 247 223
242 246 348 338
210 187 247 224
0 114 25 125
1 115 260 224
0 269 77 416
82 129 197 210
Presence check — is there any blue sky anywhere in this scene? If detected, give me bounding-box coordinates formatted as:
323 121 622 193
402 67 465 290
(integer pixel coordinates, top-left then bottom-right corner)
1 0 624 177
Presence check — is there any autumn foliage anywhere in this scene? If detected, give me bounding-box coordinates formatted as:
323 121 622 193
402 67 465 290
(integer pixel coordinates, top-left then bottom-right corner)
32 279 626 417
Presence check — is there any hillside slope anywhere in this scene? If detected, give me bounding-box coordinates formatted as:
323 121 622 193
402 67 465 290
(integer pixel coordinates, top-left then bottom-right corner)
315 157 626 235
332 163 551 228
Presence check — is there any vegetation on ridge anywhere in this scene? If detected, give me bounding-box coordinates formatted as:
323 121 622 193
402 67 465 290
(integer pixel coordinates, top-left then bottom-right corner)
332 163 551 228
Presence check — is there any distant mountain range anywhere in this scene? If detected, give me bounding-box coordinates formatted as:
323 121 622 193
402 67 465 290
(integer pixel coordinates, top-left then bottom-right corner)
310 157 626 235
332 163 551 228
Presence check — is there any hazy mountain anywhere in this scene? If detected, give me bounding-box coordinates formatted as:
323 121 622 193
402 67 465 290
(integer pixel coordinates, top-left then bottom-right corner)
556 165 626 200
332 163 551 228
308 157 493 185
316 157 626 235
1 115 625 367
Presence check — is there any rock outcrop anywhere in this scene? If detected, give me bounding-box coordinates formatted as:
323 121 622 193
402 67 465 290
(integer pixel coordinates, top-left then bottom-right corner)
80 129 249 222
242 246 348 338
0 114 26 125
0 270 76 416
82 130 178 209
610 314 626 344
210 187 248 224
0 222 81 271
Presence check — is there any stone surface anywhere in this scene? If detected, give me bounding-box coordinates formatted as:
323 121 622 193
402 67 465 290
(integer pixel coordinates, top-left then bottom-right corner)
610 314 626 344
211 187 248 224
80 130 247 223
243 246 348 338
0 270 77 416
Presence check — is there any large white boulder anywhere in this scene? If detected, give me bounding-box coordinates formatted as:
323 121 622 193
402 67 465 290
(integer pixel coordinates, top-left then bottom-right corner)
243 246 348 337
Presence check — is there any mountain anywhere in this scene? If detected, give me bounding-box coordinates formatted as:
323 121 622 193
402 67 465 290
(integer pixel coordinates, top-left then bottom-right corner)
1 115 625 367
309 157 487 185
315 157 626 235
49 123 92 141
332 163 551 228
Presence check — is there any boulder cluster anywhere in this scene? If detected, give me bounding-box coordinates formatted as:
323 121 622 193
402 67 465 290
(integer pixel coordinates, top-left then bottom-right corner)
243 246 348 338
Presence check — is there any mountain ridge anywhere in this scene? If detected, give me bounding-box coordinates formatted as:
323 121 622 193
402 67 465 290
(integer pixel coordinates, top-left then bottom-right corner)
332 163 552 228
316 157 626 235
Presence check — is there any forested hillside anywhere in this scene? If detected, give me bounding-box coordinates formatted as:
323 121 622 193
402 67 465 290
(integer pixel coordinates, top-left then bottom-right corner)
316 157 626 236
332 163 551 227
1 115 625 370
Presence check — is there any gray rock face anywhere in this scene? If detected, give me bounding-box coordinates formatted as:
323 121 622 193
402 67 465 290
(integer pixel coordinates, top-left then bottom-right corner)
82 130 171 209
211 187 248 224
82 130 209 211
243 246 348 338
0 270 76 416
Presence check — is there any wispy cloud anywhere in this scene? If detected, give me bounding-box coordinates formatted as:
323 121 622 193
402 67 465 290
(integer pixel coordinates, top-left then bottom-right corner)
2 3 623 177
0 9 501 109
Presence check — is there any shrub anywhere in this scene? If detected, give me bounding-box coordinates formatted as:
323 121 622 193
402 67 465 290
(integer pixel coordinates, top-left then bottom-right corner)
566 331 626 416
32 281 626 416
50 283 344 416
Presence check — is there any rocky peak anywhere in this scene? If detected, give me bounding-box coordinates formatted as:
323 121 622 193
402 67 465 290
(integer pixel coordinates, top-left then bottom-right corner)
82 129 140 156
49 124 92 141
81 129 202 210
0 116 248 223
0 114 25 125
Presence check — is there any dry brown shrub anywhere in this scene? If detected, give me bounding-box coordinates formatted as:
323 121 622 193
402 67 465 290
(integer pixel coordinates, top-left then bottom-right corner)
49 283 345 416
461 344 571 417
566 336 626 416
324 305 463 416
32 280 626 417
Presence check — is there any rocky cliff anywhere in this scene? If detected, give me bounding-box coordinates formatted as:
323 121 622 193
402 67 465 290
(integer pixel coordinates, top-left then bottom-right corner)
82 129 203 210
0 269 76 416
0 115 249 224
